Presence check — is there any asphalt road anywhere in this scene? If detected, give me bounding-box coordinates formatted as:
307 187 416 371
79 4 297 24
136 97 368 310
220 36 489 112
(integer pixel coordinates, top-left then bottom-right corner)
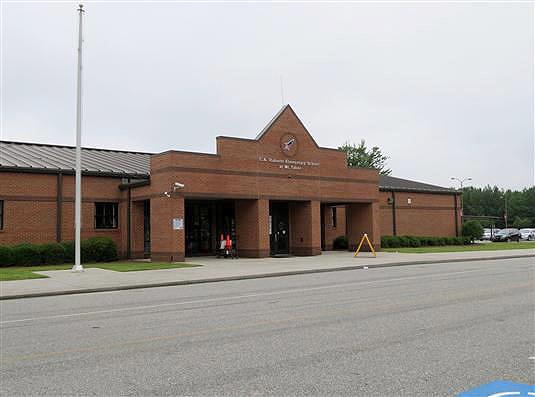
1 257 534 396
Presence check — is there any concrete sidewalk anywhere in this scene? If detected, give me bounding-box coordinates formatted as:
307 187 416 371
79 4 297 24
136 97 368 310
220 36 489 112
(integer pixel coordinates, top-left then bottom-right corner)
1 249 534 300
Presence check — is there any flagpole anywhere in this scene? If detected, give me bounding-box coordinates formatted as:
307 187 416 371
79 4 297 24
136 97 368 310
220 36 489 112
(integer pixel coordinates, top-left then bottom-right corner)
72 4 85 272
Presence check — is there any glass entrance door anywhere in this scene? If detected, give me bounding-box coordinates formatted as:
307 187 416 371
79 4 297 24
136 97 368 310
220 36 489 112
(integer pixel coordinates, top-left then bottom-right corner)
185 200 236 257
270 202 289 256
185 202 212 256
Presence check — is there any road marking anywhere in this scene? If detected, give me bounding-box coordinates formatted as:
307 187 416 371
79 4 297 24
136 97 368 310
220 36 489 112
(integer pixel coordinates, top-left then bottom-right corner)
1 308 348 362
1 283 531 363
0 268 500 325
487 393 520 397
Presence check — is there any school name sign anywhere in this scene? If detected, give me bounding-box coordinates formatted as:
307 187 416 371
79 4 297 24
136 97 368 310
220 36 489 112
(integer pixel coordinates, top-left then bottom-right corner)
258 156 320 171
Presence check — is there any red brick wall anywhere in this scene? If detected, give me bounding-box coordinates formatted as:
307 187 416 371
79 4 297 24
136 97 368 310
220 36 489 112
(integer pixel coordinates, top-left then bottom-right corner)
150 195 184 262
379 191 460 237
289 201 321 256
346 202 380 250
0 172 128 256
235 199 270 258
323 205 346 250
131 200 146 258
0 173 58 245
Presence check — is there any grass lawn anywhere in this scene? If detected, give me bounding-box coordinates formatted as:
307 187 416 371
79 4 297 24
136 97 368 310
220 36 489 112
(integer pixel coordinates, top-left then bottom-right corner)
383 241 535 254
0 262 200 282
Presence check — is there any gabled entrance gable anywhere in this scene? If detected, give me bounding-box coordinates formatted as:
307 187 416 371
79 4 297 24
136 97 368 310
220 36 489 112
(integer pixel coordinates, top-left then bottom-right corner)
255 104 321 149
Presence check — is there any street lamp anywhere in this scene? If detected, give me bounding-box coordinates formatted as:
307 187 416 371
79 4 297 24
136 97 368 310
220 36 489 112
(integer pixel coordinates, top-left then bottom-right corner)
450 177 472 227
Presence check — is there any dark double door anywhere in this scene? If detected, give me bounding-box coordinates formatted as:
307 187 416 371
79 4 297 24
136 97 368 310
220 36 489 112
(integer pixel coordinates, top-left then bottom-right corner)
270 202 290 256
185 200 236 256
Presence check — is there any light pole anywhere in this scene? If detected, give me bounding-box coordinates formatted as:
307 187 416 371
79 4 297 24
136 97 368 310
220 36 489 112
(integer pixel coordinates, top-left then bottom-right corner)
451 177 472 227
72 4 85 272
504 194 508 229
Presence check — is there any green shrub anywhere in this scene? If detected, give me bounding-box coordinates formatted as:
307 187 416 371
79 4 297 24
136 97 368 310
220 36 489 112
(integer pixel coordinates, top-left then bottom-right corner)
12 243 42 266
39 243 66 265
62 238 117 263
447 237 457 245
62 241 75 263
81 237 118 263
398 236 410 247
0 246 15 267
332 235 348 250
462 220 484 242
381 236 392 248
407 236 421 247
380 235 470 248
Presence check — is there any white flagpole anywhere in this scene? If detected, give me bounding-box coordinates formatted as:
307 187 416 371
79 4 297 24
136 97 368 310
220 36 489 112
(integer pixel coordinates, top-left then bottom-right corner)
72 4 85 272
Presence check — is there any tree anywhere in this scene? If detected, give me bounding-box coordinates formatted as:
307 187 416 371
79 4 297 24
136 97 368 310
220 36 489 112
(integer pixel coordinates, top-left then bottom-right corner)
338 140 391 175
462 186 535 228
462 220 484 242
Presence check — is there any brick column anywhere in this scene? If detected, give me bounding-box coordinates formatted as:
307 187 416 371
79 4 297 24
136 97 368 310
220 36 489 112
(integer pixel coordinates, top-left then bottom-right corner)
289 200 321 256
346 202 381 251
235 199 270 258
150 195 185 262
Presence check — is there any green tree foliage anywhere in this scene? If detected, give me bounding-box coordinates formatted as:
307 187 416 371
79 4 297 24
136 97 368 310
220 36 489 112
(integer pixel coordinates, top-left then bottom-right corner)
338 140 392 175
462 220 484 241
463 186 535 228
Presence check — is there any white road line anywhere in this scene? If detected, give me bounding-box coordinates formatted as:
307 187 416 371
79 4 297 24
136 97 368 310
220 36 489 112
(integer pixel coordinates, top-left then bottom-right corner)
0 268 490 325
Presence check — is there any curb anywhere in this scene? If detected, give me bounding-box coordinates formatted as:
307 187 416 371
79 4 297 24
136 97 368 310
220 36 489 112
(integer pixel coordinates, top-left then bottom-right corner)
1 253 534 301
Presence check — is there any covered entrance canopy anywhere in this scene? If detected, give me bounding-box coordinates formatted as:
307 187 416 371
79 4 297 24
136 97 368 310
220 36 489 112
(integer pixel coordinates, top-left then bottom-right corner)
146 105 381 262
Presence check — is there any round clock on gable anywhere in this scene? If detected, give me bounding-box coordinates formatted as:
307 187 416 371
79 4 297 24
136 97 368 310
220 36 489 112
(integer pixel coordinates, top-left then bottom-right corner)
280 134 298 157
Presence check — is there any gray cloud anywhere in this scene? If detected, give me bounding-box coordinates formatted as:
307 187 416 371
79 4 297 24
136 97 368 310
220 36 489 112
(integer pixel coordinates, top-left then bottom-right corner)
2 2 533 190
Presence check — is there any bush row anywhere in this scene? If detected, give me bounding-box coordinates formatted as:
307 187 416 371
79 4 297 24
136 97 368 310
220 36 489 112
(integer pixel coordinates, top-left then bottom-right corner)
0 237 118 267
381 235 471 248
332 235 349 250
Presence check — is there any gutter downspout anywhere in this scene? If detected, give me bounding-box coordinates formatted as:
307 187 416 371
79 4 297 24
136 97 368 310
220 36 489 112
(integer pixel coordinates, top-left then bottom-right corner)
454 194 459 237
127 185 132 259
56 172 63 242
391 191 397 236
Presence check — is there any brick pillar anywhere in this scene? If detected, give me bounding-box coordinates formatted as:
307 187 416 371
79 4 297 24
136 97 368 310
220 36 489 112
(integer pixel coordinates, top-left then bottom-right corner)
289 200 321 256
346 202 381 251
150 195 185 262
235 199 270 258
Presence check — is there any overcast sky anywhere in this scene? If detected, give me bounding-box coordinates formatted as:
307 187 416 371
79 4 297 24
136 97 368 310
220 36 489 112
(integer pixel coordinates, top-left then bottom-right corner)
1 2 533 190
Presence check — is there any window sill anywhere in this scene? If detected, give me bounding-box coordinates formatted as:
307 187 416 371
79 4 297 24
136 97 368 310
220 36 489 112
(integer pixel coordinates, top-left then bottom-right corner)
94 228 120 232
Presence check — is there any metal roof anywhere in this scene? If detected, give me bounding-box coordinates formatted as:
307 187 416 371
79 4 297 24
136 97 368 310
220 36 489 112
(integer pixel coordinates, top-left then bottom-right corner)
0 140 456 193
0 140 151 177
379 175 457 194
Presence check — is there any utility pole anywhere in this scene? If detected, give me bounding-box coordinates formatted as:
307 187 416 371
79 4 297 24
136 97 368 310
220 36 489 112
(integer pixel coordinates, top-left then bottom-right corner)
504 194 508 229
72 4 85 272
450 177 472 226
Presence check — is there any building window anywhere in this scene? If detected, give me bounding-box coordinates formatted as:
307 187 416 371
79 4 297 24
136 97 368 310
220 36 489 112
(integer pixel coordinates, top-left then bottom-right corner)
0 200 3 230
95 202 118 229
331 207 337 228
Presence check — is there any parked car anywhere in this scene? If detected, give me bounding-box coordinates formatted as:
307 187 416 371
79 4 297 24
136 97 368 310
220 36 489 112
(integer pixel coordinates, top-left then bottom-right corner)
482 228 501 240
519 228 535 240
492 228 521 242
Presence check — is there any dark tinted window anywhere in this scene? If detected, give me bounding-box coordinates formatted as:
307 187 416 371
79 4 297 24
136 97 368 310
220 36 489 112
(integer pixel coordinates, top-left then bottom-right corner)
0 200 3 230
95 203 118 229
331 207 337 228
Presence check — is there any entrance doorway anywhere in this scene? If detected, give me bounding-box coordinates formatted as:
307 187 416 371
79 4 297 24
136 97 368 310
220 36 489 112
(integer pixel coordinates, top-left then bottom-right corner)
185 200 236 256
270 202 289 256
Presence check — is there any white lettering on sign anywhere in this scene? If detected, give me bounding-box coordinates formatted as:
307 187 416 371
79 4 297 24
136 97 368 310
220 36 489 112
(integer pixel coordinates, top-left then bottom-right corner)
258 156 320 170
